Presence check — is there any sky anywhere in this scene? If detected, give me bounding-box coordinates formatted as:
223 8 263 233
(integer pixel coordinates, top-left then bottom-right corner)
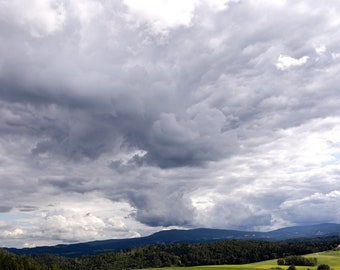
0 0 340 248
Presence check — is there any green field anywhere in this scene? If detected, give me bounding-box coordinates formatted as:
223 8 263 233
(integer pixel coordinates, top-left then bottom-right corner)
145 250 340 270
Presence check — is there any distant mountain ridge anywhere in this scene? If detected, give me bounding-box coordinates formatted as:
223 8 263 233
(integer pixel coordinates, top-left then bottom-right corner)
5 223 340 257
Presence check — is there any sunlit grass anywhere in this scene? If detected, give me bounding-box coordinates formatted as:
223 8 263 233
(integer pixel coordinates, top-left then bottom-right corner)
145 250 340 270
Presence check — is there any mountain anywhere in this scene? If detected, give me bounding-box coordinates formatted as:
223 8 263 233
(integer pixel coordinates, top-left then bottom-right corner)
267 223 340 239
5 223 340 257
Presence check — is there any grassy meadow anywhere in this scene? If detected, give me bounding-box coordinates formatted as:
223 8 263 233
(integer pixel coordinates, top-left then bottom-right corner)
145 250 340 270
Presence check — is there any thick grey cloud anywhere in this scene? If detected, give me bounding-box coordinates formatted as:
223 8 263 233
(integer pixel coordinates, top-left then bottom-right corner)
0 0 340 247
0 206 12 213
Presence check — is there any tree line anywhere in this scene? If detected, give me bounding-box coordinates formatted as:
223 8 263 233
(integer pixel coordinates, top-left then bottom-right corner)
1 236 339 270
277 255 318 266
0 248 63 270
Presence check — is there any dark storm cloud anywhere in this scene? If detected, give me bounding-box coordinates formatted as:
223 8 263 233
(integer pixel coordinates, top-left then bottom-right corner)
40 178 92 193
129 190 195 227
140 110 239 168
18 205 38 212
102 164 201 227
0 6 243 168
0 206 12 213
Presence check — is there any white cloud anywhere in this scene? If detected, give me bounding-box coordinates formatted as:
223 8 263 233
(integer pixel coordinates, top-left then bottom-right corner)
0 197 144 247
0 0 66 37
1 228 24 237
315 45 327 54
280 191 340 224
122 0 240 33
123 0 198 32
276 54 310 70
332 52 340 59
205 0 240 11
70 0 104 25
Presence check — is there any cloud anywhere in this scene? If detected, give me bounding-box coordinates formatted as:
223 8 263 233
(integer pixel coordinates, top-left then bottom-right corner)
1 0 340 247
0 228 24 238
69 0 104 25
280 191 340 224
122 0 240 33
0 0 66 37
275 54 310 70
0 206 12 213
191 189 273 230
123 0 198 32
131 189 195 227
315 45 327 55
142 108 238 167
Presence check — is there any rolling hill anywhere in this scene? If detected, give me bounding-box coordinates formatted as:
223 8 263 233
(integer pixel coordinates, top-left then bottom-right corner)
5 223 340 257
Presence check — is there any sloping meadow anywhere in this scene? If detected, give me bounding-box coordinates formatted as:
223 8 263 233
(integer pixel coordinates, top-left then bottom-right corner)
146 250 340 270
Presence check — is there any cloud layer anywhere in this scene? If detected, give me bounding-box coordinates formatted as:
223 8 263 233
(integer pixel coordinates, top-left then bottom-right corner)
1 0 340 247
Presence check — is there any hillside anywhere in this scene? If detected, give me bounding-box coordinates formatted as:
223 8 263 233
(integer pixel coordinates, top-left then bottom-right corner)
5 223 340 257
146 250 340 270
2 238 340 270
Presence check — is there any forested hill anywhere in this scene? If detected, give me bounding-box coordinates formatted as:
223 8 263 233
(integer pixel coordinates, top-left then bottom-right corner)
5 223 340 257
1 236 340 270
